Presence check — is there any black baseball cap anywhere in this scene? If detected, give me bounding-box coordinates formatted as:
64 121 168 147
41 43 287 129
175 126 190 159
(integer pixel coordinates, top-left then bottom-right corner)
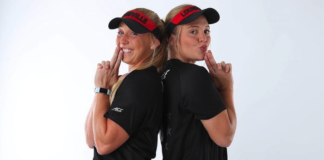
166 5 220 37
109 10 162 41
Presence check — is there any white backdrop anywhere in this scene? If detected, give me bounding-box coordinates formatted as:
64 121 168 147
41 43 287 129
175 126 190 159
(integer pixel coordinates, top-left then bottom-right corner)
1 0 324 159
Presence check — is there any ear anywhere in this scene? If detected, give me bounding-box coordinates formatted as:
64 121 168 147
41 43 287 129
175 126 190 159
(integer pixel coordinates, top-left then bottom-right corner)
168 34 176 46
151 38 161 49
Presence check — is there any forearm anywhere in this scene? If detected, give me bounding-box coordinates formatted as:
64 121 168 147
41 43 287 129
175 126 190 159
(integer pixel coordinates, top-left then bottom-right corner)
201 88 237 147
93 94 111 145
85 103 95 148
220 88 237 135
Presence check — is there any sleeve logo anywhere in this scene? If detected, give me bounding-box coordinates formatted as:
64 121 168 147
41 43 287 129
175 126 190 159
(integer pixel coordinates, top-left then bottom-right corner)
111 107 124 112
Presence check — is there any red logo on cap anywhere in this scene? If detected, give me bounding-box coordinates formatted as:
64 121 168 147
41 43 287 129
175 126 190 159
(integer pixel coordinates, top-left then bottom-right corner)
171 5 201 25
123 10 157 31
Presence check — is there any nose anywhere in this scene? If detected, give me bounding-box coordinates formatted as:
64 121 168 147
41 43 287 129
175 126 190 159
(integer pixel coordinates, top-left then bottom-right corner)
198 32 207 43
119 34 129 45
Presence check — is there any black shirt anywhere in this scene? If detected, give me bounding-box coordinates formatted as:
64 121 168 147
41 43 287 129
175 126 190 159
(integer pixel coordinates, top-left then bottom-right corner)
160 59 227 160
93 66 163 160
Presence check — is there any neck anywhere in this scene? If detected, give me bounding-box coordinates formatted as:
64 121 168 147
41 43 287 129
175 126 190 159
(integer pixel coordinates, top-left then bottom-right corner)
128 59 145 72
168 51 196 64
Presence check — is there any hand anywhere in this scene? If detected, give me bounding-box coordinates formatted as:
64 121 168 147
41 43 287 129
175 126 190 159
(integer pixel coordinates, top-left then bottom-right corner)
204 50 233 92
94 47 123 89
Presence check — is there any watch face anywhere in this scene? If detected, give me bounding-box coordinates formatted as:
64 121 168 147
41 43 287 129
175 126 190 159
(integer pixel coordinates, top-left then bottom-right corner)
94 87 110 95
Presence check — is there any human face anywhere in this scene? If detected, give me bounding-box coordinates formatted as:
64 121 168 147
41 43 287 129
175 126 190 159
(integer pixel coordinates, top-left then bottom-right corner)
116 22 153 70
176 15 211 63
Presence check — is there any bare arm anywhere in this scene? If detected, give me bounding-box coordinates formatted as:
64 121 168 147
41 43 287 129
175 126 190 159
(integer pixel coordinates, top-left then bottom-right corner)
202 50 237 147
92 48 129 155
201 88 237 147
85 99 95 148
92 94 129 155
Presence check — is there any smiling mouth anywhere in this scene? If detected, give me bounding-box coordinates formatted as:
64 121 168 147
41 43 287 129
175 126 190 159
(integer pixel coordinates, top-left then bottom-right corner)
122 48 134 54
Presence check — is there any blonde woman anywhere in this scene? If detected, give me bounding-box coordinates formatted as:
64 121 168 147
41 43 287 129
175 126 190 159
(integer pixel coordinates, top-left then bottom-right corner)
85 8 167 160
160 5 237 160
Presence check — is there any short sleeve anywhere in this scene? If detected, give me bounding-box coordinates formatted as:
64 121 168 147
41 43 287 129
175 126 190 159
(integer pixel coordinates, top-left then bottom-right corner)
104 70 156 136
181 66 226 120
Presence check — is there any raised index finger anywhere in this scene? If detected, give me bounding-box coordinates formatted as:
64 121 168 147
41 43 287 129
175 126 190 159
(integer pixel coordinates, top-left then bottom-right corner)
206 50 218 72
113 50 123 72
110 47 120 68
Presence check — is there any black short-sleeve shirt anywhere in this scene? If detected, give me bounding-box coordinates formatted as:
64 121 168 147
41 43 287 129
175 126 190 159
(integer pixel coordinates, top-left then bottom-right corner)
93 66 163 160
160 59 227 160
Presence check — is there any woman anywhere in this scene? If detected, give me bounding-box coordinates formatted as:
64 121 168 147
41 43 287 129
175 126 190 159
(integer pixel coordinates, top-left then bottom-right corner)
85 8 167 160
160 4 237 160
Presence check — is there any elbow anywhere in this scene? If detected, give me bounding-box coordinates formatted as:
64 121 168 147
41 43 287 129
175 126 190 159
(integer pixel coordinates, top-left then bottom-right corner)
215 136 233 148
85 133 94 149
96 146 110 155
96 141 114 155
210 133 235 148
86 140 94 149
214 126 236 148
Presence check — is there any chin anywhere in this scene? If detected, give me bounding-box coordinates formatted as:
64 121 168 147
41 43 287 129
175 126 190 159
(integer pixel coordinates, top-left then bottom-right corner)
196 52 205 61
122 57 131 65
196 58 204 61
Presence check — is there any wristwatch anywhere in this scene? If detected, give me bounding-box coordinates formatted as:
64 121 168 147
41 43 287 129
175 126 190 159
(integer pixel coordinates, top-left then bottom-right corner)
94 87 111 95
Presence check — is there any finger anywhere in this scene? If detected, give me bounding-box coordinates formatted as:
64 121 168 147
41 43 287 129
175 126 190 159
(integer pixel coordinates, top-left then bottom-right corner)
110 47 120 68
97 63 103 69
105 61 110 70
228 63 232 73
101 61 106 67
204 54 215 74
206 50 218 72
221 61 226 68
216 63 222 70
225 64 230 72
114 50 123 73
205 53 217 74
221 61 226 72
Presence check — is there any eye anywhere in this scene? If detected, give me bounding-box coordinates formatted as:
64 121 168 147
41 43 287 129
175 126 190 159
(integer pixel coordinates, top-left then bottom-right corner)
130 32 138 36
190 30 197 34
204 29 210 34
117 31 124 35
